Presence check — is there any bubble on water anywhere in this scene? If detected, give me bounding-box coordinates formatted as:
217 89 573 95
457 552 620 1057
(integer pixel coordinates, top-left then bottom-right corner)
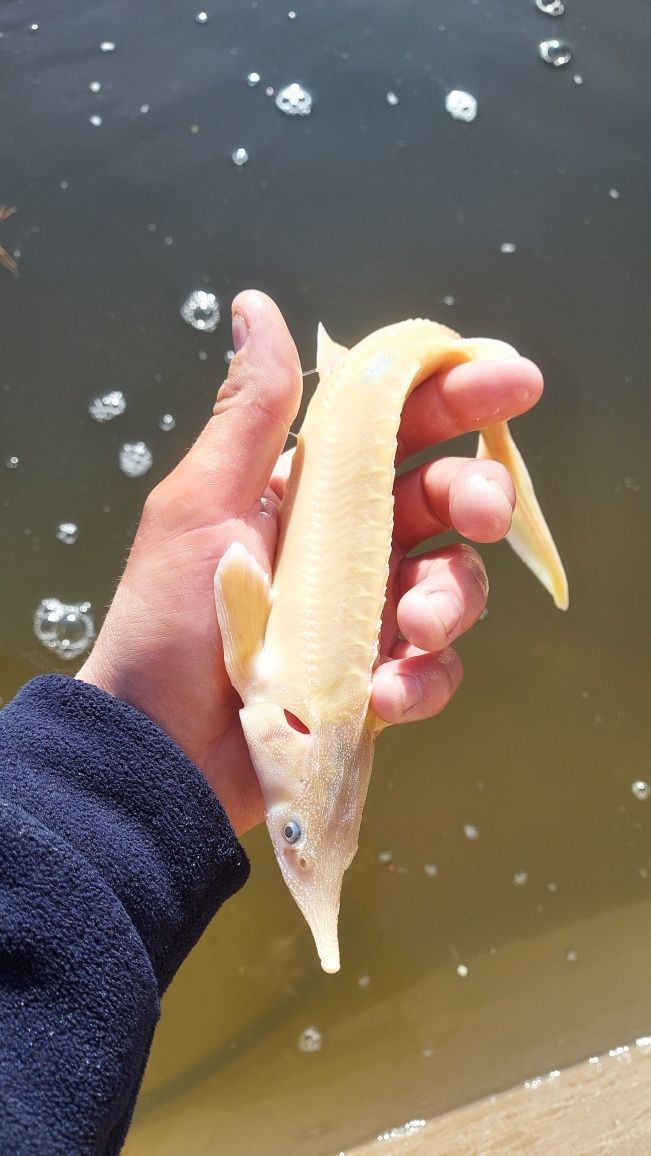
298 1026 322 1053
632 780 650 801
275 82 313 117
265 86 275 97
456 964 469 978
119 442 153 477
288 9 297 18
89 115 103 127
622 475 641 492
158 413 176 432
357 974 370 988
547 881 558 893
88 389 126 422
30 23 39 31
513 870 529 887
377 850 392 864
500 241 517 253
463 823 479 840
100 41 116 53
5 455 20 469
232 146 249 166
566 947 578 963
378 1120 426 1143
56 522 79 545
89 81 102 93
423 863 438 877
539 39 573 66
445 90 477 122
386 90 399 106
247 71 261 86
609 187 621 200
195 10 208 22
33 598 95 660
535 0 565 14
573 73 584 84
140 104 150 114
180 289 221 332
524 1075 543 1090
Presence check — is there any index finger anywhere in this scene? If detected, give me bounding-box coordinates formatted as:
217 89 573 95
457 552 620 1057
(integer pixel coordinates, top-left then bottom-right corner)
396 357 543 464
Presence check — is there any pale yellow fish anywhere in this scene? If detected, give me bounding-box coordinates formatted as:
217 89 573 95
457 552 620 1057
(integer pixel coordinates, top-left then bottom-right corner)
214 319 568 973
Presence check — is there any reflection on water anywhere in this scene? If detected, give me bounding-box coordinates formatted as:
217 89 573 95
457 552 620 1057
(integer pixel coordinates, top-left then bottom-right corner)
1 0 650 1151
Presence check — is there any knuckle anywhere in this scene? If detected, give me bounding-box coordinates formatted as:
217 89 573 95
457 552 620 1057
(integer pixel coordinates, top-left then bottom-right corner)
142 481 169 524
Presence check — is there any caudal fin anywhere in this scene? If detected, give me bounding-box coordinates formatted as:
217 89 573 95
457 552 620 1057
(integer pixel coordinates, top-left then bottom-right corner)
477 422 569 611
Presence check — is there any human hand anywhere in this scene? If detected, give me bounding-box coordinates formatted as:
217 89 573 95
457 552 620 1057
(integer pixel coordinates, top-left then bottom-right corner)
77 291 542 835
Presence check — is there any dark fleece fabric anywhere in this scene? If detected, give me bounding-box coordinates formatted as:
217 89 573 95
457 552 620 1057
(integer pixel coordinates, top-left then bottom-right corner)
0 675 250 1154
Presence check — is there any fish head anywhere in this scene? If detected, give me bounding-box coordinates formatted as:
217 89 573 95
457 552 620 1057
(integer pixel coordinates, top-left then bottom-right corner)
240 700 375 973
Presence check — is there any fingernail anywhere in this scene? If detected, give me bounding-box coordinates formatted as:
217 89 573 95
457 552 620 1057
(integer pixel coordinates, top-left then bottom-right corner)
399 673 422 715
232 312 248 353
428 591 462 637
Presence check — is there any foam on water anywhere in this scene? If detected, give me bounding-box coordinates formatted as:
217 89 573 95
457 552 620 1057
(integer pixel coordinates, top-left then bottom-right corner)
535 0 565 14
445 90 477 122
378 1119 426 1143
297 1026 322 1053
275 83 313 117
56 522 79 545
539 39 573 66
231 147 249 167
180 290 221 332
119 441 153 477
88 390 126 422
33 598 95 660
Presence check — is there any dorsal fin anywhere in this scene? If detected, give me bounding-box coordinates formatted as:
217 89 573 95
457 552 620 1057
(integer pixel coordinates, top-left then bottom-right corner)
316 323 349 381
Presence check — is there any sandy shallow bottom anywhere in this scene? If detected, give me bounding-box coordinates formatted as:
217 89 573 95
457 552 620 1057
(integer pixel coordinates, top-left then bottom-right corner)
127 899 651 1156
348 1042 651 1155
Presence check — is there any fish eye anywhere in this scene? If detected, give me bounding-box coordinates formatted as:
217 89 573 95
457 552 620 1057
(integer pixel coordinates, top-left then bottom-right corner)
283 819 302 844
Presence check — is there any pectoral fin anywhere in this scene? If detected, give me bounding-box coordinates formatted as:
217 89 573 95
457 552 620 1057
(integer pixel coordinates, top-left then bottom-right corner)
316 323 349 381
478 423 569 611
214 542 272 699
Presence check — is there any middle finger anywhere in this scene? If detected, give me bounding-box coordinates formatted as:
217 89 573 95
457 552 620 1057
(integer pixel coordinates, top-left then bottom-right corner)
394 456 515 552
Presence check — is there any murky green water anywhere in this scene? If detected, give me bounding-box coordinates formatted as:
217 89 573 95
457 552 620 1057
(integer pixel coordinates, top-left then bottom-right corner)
1 0 650 1152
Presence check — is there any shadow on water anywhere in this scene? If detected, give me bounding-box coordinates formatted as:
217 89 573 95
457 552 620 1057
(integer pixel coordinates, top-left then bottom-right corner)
1 0 650 1152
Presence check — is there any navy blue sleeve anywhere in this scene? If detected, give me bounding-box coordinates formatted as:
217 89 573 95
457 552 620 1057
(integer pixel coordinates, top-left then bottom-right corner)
0 675 250 1155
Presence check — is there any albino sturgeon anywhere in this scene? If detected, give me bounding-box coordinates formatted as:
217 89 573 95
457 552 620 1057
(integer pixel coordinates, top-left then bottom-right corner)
215 319 568 973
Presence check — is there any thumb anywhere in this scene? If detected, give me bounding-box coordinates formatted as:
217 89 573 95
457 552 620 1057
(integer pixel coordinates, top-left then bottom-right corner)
170 290 302 525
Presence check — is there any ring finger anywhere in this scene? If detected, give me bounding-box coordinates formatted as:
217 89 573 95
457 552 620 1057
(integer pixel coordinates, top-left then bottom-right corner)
396 543 489 653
